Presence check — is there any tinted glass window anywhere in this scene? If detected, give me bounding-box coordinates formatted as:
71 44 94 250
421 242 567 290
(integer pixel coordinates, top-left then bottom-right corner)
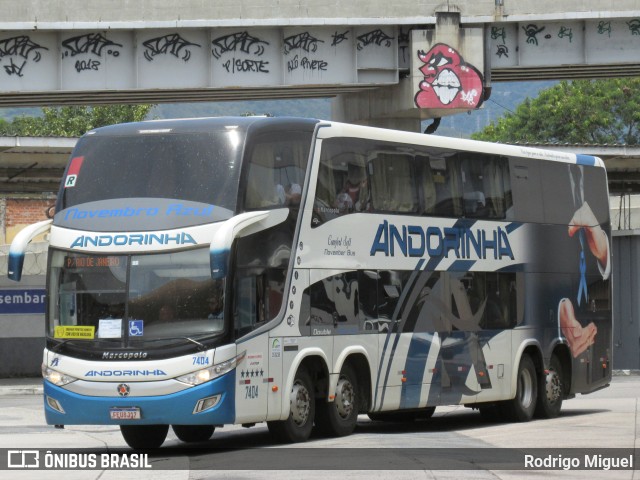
47 248 225 348
58 131 243 211
243 131 312 210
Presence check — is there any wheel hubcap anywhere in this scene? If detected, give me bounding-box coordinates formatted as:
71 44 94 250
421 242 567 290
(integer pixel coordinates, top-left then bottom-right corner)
545 368 562 404
335 377 355 419
290 380 311 426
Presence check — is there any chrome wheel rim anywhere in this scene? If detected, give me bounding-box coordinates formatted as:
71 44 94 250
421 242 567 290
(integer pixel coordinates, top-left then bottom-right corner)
335 377 355 419
545 368 562 405
290 380 311 426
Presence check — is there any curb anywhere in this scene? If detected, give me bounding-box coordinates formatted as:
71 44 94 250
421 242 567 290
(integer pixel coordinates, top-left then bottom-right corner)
0 385 43 396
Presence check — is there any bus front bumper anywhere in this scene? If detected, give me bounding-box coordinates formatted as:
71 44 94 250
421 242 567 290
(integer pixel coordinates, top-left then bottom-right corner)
43 371 236 426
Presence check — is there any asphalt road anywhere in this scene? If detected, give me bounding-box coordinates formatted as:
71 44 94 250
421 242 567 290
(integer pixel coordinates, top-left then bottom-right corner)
0 375 638 479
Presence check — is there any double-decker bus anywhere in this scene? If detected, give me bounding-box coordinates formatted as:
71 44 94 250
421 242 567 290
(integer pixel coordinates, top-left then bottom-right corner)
8 117 612 449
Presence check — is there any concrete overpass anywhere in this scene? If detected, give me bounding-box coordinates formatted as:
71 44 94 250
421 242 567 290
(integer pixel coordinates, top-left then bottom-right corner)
0 1 639 129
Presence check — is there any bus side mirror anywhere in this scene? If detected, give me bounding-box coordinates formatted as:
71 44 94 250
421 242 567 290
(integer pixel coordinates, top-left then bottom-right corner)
209 209 289 279
8 219 52 282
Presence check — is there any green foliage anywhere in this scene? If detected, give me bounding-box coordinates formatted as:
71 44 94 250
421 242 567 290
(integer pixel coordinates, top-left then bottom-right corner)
0 104 154 137
472 78 640 145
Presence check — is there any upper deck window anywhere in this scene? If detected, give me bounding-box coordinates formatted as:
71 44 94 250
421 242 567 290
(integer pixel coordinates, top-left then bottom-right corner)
58 131 244 212
242 131 313 210
312 137 512 227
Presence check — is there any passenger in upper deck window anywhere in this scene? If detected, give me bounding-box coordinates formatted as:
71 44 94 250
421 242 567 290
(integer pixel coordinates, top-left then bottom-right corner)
337 163 368 213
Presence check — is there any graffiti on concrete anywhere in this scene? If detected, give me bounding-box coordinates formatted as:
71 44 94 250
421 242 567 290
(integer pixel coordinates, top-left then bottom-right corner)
522 24 546 45
356 29 394 50
212 31 271 75
558 26 573 42
62 33 123 73
143 34 201 62
0 35 48 77
414 43 484 110
331 30 350 47
283 32 324 54
597 21 612 37
211 31 269 59
628 19 640 36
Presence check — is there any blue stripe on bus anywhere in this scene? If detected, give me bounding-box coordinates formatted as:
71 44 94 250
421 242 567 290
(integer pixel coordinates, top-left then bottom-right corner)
399 332 434 409
505 222 522 234
448 260 476 272
576 154 596 166
374 258 425 410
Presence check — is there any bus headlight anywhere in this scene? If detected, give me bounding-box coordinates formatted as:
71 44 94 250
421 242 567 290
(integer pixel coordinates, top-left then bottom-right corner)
176 350 246 386
42 365 77 387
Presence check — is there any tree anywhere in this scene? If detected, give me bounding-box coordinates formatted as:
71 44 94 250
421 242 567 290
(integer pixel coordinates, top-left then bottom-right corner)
0 104 154 137
472 78 640 145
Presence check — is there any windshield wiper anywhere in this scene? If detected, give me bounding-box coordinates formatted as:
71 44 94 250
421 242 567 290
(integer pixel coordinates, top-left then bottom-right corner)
129 336 208 351
50 337 122 352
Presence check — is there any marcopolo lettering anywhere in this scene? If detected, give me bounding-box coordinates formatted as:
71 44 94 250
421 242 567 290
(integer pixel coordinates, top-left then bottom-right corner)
102 351 148 360
370 220 514 260
70 232 197 249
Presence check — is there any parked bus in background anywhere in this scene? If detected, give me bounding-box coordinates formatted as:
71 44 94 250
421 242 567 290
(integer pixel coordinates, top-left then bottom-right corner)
8 117 612 449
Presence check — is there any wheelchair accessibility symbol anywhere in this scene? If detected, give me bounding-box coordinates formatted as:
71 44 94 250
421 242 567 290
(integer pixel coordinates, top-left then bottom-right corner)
129 320 144 336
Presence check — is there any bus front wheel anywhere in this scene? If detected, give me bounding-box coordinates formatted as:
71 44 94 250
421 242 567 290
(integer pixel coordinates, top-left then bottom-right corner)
315 364 359 437
267 367 315 443
172 424 215 443
120 424 169 449
503 354 538 422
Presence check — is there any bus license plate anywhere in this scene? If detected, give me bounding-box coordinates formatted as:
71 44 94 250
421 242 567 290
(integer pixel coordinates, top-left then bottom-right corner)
109 407 141 420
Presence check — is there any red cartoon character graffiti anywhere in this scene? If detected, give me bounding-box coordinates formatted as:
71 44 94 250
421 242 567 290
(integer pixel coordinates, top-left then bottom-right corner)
414 43 484 110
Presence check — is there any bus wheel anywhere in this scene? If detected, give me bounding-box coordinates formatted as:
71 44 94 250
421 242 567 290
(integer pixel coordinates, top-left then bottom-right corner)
535 354 564 419
503 354 537 422
172 425 215 443
120 424 169 449
267 367 315 443
315 364 358 437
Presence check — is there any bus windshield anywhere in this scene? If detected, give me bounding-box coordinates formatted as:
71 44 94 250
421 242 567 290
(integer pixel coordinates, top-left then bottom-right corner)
57 131 243 211
48 248 225 350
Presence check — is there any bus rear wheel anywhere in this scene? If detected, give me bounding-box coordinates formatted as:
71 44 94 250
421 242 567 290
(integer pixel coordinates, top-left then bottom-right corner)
267 367 315 443
315 364 359 437
120 424 169 449
503 354 537 422
535 354 564 419
172 424 215 443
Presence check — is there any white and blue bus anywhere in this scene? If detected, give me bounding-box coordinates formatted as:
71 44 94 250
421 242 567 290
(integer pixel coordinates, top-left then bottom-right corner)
9 117 612 449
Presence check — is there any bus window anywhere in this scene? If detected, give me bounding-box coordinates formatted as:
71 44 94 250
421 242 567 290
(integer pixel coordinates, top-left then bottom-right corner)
417 156 437 215
243 131 311 210
430 154 463 217
369 153 417 213
460 154 489 218
482 156 512 219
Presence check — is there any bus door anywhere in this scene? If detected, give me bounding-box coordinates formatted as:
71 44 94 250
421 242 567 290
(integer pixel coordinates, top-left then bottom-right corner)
233 274 270 424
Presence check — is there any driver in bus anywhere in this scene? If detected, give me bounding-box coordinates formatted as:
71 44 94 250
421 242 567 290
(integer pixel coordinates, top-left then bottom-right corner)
207 291 224 330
